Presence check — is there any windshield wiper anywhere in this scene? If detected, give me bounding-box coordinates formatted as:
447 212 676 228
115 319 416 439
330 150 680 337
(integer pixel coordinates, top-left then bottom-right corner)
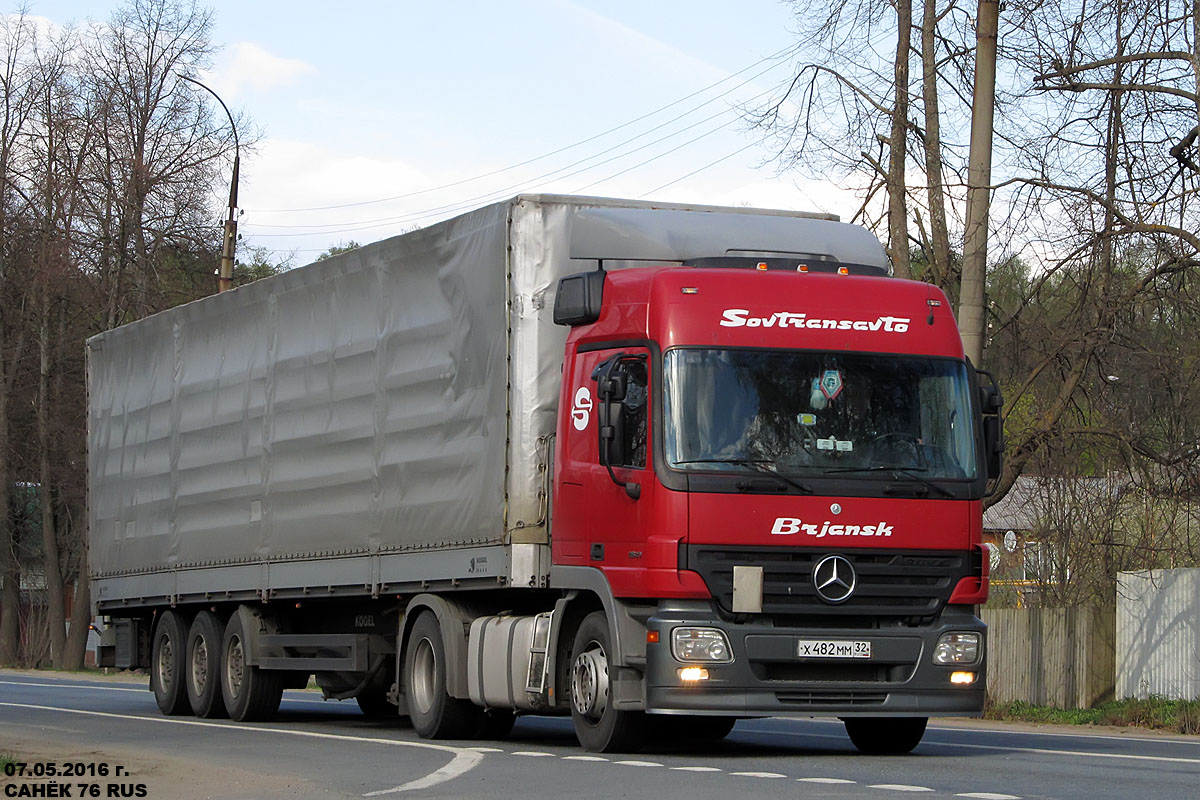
823 466 956 498
673 458 814 494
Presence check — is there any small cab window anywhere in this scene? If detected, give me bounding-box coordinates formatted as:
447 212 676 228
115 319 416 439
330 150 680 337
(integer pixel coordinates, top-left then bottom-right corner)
594 356 649 470
614 359 648 468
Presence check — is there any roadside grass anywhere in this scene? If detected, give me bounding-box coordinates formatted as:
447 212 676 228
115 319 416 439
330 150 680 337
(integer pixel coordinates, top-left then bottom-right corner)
0 751 16 771
986 696 1200 735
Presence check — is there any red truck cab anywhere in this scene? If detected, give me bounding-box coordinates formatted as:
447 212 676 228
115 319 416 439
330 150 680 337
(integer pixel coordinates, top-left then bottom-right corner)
551 259 1000 752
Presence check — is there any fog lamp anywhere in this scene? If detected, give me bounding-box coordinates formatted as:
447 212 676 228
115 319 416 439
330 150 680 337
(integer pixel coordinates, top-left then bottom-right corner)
950 671 977 685
678 667 710 683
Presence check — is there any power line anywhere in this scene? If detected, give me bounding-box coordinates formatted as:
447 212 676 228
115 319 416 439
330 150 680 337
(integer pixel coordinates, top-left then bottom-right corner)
638 140 762 197
243 71 794 239
245 82 778 234
243 43 800 215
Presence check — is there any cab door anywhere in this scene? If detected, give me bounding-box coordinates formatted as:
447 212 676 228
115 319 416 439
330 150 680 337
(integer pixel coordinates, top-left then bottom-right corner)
553 347 654 571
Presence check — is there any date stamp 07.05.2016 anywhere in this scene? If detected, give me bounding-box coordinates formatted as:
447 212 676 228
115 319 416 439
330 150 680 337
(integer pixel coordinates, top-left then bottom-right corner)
2 762 146 798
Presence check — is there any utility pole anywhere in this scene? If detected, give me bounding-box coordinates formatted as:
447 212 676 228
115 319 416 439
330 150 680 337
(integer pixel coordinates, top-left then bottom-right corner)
959 0 999 365
178 74 240 293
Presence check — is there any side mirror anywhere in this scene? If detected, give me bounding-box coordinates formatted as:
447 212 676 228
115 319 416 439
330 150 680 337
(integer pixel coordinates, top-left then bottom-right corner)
553 270 605 326
976 372 1004 483
591 355 642 500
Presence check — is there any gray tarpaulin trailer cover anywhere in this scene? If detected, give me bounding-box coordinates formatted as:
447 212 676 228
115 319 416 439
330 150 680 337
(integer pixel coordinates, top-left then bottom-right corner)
87 194 885 611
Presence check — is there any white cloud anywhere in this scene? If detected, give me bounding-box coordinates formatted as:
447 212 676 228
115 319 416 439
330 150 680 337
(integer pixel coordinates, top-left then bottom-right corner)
204 41 315 99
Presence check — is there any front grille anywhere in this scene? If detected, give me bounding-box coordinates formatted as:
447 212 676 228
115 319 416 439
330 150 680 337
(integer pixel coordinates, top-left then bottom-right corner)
775 690 887 706
751 662 916 683
687 545 972 619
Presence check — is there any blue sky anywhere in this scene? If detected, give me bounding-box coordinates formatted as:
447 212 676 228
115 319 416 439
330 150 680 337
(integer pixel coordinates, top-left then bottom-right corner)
24 0 861 261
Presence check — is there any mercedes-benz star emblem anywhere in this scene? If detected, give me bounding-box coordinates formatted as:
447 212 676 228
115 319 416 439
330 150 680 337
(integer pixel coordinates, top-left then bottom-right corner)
812 554 856 604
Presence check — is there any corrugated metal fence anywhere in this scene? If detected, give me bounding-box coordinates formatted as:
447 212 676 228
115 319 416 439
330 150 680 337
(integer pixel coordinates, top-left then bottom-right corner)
982 606 1115 708
1117 569 1200 700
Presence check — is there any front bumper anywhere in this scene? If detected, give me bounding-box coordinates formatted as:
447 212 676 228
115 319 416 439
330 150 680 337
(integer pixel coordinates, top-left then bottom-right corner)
644 601 986 717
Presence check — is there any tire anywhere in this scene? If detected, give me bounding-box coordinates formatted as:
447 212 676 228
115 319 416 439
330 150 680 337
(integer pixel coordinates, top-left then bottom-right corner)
356 689 399 719
220 610 283 722
569 611 646 753
185 611 228 718
404 611 481 739
653 715 737 741
843 716 928 755
151 610 191 716
475 708 516 740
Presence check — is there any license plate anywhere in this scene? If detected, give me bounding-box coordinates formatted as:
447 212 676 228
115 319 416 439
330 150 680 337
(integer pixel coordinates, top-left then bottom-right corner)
797 639 871 659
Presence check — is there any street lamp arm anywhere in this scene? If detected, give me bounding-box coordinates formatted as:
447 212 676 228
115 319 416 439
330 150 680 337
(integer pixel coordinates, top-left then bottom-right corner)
176 72 240 293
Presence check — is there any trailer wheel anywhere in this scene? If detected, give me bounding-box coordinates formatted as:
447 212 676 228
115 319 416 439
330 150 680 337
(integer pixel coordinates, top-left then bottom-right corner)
151 610 190 716
569 611 645 753
220 610 283 722
185 611 228 718
843 716 928 755
405 611 480 739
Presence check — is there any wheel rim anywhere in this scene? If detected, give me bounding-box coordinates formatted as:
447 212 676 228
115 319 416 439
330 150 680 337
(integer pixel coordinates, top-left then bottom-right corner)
190 634 208 695
226 633 245 699
571 640 609 721
411 637 437 716
157 634 174 692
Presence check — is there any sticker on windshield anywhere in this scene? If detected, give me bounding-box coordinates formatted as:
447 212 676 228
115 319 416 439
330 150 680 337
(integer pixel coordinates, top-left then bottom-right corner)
816 438 854 452
820 369 844 400
798 413 817 426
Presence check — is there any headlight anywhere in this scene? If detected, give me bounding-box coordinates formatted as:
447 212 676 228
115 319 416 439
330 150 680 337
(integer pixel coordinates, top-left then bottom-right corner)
671 627 733 663
933 632 981 665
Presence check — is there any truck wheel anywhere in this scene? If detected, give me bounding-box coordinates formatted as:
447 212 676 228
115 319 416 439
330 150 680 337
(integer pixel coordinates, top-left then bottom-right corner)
151 610 190 716
185 611 228 718
569 611 645 753
843 717 928 755
220 611 283 722
404 611 481 738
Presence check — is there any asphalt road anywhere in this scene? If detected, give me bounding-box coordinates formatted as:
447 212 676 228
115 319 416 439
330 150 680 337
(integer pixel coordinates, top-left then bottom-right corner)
2 671 1198 799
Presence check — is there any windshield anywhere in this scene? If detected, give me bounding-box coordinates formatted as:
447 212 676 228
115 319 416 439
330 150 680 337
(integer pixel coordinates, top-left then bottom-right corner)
663 349 977 480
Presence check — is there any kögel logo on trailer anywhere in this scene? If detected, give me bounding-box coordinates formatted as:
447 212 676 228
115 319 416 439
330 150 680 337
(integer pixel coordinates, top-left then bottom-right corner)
813 555 857 604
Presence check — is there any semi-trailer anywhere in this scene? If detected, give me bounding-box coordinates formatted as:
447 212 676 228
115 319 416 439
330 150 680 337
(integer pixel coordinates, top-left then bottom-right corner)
90 194 1001 753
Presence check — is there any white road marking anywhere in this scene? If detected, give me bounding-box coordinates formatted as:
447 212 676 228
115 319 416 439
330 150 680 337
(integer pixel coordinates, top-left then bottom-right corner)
0 679 144 693
928 739 1200 765
614 760 663 767
512 751 554 757
798 777 856 784
869 785 934 792
730 771 786 778
740 724 1200 765
956 793 1021 800
0 679 322 706
670 766 722 772
562 756 609 762
468 747 504 753
0 701 482 796
760 715 1200 747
